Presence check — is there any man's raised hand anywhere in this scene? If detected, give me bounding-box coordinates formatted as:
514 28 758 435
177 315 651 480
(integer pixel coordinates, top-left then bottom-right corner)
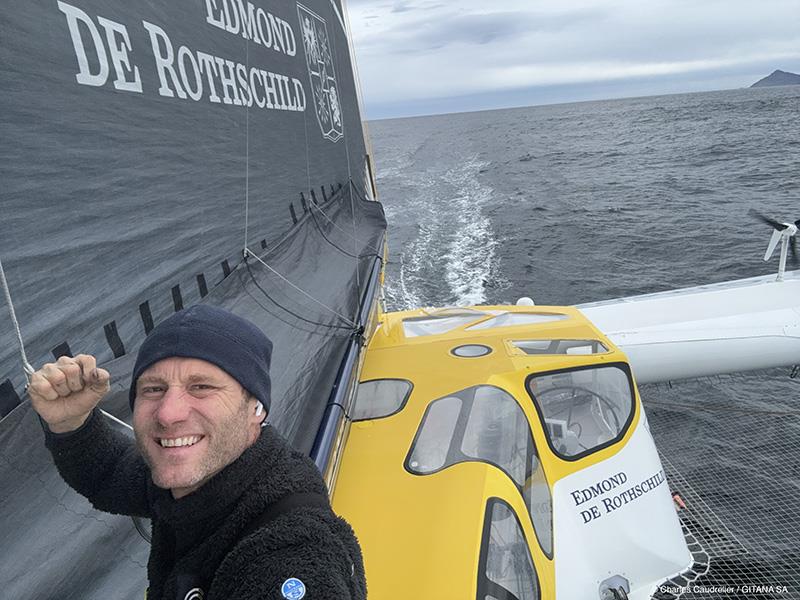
28 354 110 433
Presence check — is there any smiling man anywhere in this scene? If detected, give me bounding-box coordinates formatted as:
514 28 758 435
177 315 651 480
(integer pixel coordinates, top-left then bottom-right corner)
29 305 366 600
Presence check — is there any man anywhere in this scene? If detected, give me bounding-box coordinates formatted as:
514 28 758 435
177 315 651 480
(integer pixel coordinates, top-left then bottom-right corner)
29 305 366 600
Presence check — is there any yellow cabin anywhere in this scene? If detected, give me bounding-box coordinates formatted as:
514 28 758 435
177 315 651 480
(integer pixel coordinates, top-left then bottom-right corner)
332 305 689 600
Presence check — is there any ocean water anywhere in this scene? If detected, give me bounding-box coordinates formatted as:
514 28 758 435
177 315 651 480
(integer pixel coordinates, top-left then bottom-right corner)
368 86 800 598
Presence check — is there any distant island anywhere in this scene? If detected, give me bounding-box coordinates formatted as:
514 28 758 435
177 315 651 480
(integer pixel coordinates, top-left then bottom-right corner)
751 69 800 87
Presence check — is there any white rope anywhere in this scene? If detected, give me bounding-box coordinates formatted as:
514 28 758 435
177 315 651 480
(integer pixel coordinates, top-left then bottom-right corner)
0 258 35 380
100 408 133 431
244 247 357 327
2 259 135 433
244 40 251 251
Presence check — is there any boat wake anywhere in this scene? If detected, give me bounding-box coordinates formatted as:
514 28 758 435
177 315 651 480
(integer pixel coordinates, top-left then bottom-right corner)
385 155 506 309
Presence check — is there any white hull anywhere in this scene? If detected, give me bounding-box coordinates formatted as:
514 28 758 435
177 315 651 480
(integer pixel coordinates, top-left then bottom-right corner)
578 270 800 384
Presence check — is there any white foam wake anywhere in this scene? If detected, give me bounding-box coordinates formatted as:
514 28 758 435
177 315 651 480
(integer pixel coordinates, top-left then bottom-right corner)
383 154 502 310
441 156 499 306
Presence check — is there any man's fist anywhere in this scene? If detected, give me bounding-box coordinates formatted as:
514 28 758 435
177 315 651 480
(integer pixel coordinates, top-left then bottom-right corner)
28 354 110 433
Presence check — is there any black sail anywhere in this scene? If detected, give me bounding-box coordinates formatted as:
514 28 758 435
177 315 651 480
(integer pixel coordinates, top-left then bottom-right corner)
0 1 385 597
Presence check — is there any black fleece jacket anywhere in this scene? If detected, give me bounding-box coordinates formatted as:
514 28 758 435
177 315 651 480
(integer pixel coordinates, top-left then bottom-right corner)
44 410 366 600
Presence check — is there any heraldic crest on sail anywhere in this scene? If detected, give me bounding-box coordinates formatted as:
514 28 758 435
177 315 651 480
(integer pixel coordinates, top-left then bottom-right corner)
298 2 343 142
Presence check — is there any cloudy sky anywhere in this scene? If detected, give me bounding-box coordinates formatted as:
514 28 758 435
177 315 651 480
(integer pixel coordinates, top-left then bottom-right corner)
344 0 800 119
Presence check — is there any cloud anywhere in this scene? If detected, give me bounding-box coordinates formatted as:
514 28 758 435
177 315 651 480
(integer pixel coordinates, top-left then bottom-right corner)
346 0 800 117
390 1 415 13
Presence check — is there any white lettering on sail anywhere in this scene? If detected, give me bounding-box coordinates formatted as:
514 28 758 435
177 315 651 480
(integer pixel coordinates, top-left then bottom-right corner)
204 0 226 30
221 0 239 35
236 63 252 107
250 69 266 108
97 17 142 93
142 21 187 99
205 0 295 56
54 3 306 114
256 8 272 49
234 0 262 45
281 18 297 57
274 74 288 110
268 13 286 54
57 1 110 87
196 52 223 103
263 72 280 108
214 57 243 106
178 46 203 101
294 79 306 111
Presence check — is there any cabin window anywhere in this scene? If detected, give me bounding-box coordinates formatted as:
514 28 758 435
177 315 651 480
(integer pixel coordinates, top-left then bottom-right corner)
512 339 607 355
407 395 462 471
527 363 635 460
407 386 553 556
460 386 529 484
351 379 412 421
477 498 540 600
465 312 567 330
402 308 485 337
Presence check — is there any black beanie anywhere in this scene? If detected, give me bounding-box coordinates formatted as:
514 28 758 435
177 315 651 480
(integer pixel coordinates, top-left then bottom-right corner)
129 305 272 413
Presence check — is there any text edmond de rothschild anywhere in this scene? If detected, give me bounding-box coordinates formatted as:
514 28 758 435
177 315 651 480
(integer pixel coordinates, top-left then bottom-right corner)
56 0 308 112
570 469 666 524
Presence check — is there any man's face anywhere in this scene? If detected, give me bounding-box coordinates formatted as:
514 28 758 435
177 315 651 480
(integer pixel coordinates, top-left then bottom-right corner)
133 357 262 498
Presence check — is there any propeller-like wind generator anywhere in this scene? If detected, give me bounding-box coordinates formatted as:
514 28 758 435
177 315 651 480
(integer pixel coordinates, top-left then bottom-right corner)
750 209 799 281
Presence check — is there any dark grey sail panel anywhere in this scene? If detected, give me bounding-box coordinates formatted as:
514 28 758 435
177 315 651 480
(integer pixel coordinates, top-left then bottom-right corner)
0 0 382 433
0 400 149 600
1 0 384 597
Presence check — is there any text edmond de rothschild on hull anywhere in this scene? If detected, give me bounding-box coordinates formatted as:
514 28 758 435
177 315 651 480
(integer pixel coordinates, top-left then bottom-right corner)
569 469 667 524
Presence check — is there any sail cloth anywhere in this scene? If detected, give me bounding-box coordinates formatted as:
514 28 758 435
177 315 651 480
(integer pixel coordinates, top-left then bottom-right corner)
0 1 385 598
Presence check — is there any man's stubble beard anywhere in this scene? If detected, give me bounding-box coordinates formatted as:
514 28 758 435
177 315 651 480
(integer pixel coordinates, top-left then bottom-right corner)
135 401 252 492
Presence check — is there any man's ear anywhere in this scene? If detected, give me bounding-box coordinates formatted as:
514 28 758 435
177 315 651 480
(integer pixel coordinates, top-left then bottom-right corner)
252 400 267 425
244 392 265 425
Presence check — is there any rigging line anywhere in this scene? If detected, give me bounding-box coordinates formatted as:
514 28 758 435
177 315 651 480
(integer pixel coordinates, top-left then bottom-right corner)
302 73 312 210
244 247 358 327
244 261 352 333
100 409 133 431
244 39 250 251
325 21 359 291
0 257 35 379
308 192 381 254
1 258 136 434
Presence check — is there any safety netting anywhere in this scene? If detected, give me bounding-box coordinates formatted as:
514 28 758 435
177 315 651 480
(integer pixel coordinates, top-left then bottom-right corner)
644 372 800 600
